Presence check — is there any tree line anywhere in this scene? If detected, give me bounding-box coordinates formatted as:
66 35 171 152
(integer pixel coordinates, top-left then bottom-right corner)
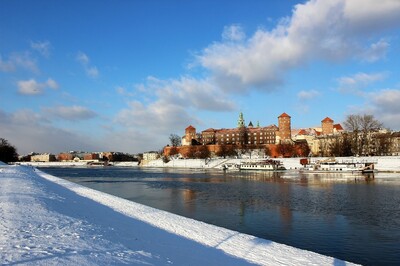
320 114 393 157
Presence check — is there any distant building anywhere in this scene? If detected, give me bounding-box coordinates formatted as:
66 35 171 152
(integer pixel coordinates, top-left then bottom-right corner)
58 153 74 161
83 153 100 161
171 113 400 158
143 152 159 161
390 132 400 156
31 153 56 162
182 125 197 146
276 113 292 143
183 112 284 147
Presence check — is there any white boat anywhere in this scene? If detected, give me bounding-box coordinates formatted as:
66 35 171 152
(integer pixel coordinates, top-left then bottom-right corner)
221 163 240 171
239 159 286 171
299 158 377 174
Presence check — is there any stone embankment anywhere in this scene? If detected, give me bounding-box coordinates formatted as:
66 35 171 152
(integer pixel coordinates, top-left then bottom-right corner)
144 156 400 172
14 156 399 172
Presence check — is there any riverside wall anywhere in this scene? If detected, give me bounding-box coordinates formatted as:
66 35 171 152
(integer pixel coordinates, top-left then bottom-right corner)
144 156 400 172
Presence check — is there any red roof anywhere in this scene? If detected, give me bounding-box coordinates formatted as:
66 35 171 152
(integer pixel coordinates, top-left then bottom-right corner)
298 129 307 135
185 125 195 131
321 117 334 123
333 124 343 130
278 112 291 118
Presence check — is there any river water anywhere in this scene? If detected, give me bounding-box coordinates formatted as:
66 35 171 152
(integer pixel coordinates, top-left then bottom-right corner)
39 167 400 266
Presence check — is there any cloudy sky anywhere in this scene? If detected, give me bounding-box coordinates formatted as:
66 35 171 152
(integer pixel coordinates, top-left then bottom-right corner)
1 0 400 155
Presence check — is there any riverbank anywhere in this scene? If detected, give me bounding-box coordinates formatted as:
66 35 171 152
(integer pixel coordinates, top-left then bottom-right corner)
15 156 399 172
0 164 358 265
17 161 139 167
144 156 400 172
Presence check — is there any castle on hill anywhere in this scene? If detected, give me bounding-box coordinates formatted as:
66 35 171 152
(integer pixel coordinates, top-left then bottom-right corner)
182 112 342 147
163 112 345 158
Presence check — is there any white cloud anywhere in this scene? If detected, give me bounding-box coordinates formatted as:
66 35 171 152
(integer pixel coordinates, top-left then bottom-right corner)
371 89 400 114
0 109 99 154
139 76 236 112
0 52 39 73
43 105 97 121
360 39 389 62
345 88 400 130
116 86 135 97
222 24 246 42
115 100 194 135
46 78 59 89
337 72 387 95
30 40 51 57
344 0 400 33
372 88 400 129
76 52 90 65
76 51 99 78
297 90 321 100
86 66 99 78
17 78 59 95
197 0 400 92
114 76 236 139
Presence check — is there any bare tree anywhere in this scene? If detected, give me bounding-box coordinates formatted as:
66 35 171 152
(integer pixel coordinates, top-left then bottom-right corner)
277 142 295 157
169 146 179 157
194 145 210 159
344 114 383 156
169 134 182 147
295 141 310 157
264 145 271 157
373 133 392 156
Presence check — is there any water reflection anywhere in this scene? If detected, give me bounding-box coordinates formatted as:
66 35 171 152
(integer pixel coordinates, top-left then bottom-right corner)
39 167 400 266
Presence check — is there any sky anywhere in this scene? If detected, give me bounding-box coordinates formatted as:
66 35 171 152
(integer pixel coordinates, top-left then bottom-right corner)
1 0 400 155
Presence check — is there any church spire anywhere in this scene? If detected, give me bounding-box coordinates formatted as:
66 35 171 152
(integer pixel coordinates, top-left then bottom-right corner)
237 112 245 128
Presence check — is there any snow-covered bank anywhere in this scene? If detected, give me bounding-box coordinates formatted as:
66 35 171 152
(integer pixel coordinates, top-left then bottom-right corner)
17 161 139 167
144 156 400 172
0 165 358 265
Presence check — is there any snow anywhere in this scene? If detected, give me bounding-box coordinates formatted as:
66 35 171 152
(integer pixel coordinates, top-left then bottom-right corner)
0 165 359 265
145 156 400 172
17 161 139 167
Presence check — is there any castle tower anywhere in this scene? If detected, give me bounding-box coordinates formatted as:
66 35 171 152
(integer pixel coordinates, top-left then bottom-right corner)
321 117 334 135
184 125 196 146
237 112 245 128
277 113 291 142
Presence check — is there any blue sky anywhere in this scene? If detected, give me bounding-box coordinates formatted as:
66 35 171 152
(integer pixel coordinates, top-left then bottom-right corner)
1 0 400 155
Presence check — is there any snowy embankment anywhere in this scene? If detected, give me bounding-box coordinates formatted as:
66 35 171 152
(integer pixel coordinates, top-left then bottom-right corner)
0 164 357 265
17 161 139 167
145 156 400 172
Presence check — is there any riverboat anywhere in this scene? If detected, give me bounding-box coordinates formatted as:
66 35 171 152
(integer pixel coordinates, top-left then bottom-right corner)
87 161 112 167
238 159 286 171
299 158 377 174
221 163 240 171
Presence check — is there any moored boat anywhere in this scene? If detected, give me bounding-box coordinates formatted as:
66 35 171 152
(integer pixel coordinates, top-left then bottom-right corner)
239 159 286 171
221 162 240 171
299 157 377 174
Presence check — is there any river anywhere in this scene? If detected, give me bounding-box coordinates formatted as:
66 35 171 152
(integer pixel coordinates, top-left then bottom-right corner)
39 167 400 266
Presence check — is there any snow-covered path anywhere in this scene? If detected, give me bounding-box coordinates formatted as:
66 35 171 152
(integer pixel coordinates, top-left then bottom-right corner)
0 165 357 265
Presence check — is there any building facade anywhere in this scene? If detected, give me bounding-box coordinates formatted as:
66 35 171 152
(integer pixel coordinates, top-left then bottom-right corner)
276 112 292 143
182 112 284 147
31 153 57 162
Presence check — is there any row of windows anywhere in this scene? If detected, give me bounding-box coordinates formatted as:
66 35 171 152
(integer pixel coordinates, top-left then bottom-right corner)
216 140 273 145
201 132 275 137
217 136 274 141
